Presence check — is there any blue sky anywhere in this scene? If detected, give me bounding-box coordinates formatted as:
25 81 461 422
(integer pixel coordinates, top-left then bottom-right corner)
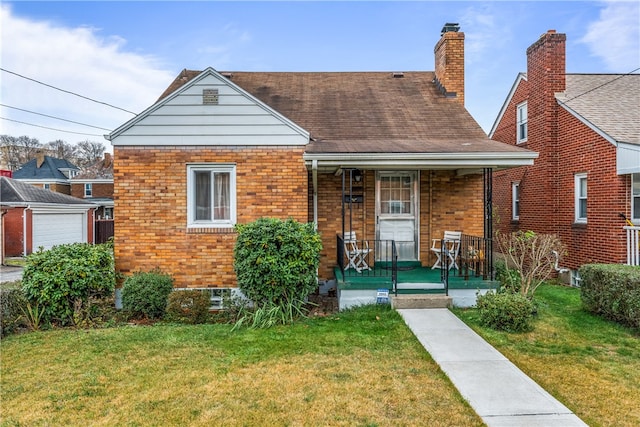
1 1 638 150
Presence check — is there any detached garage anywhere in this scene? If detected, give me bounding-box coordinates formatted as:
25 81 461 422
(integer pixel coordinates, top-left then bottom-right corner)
1 177 95 259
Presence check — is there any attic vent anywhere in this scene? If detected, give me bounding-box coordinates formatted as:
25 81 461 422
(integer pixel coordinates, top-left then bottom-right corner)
203 89 219 105
392 72 405 78
221 72 233 79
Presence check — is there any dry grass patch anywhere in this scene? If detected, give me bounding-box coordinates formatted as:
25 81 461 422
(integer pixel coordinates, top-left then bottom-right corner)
1 305 482 426
455 283 640 427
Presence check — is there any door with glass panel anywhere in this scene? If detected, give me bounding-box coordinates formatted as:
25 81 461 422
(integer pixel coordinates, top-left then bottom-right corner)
376 171 419 261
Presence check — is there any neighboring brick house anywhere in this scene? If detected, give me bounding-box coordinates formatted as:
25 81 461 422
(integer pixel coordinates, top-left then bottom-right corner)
1 177 96 258
107 25 537 293
12 151 80 195
490 30 640 278
71 153 115 220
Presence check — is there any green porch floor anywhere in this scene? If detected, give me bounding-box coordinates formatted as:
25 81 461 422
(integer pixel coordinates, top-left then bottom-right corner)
333 262 498 293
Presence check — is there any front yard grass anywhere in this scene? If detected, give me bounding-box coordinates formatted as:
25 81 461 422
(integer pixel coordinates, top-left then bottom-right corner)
1 304 482 426
454 283 640 427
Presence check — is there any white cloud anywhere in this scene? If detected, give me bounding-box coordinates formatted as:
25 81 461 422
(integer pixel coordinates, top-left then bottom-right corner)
580 1 640 72
0 4 175 147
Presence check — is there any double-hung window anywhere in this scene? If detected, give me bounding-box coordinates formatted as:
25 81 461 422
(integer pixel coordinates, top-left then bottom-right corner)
512 182 520 220
575 173 587 223
187 164 236 228
85 183 93 197
632 173 640 222
516 102 528 144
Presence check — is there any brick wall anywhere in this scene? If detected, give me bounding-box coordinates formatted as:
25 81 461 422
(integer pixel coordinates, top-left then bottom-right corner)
114 145 308 288
70 183 114 199
315 169 485 279
492 31 629 269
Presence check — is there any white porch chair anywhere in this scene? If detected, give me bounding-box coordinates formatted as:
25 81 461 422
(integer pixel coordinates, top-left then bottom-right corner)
344 231 372 272
430 230 462 270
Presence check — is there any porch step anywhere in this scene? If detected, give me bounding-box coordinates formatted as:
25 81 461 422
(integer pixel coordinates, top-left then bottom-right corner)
390 294 453 309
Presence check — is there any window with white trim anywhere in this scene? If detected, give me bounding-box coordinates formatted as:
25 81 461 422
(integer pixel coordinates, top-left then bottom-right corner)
512 182 520 220
187 164 236 227
84 183 93 197
516 102 528 144
632 173 640 222
43 183 50 190
575 173 587 223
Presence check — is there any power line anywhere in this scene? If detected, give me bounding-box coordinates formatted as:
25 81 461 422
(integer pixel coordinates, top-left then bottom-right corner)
0 117 104 137
559 67 640 104
0 67 137 115
0 103 112 131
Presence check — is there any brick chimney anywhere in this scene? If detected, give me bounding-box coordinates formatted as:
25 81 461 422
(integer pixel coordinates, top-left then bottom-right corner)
526 30 566 150
103 152 112 168
434 23 465 105
36 150 45 168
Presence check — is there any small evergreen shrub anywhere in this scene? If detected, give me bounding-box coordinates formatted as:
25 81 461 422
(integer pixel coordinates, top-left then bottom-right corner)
165 290 211 324
21 242 115 326
579 264 640 330
476 291 535 332
121 269 174 320
233 217 322 327
1 288 27 336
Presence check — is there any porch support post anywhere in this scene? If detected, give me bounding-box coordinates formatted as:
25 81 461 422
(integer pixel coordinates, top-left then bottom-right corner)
484 168 494 279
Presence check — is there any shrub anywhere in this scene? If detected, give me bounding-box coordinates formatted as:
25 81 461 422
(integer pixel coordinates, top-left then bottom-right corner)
121 269 174 320
233 217 322 327
165 290 211 324
495 260 521 294
476 291 535 333
21 242 115 326
1 288 27 336
494 230 565 297
579 264 640 330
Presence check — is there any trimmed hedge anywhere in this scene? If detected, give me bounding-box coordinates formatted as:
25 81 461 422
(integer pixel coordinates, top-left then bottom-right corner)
476 291 535 333
1 288 27 336
121 269 174 320
579 264 640 330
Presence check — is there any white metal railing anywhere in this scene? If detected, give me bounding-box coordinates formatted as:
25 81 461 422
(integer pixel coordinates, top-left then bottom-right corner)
624 226 640 266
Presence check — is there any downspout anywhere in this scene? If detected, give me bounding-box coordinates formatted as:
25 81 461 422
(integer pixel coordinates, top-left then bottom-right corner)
312 160 318 229
23 205 31 256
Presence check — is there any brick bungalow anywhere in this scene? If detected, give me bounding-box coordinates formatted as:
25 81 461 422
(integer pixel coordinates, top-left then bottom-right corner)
107 25 537 297
490 30 640 280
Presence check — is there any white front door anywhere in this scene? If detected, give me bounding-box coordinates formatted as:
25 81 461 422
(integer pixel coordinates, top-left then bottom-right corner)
376 171 419 261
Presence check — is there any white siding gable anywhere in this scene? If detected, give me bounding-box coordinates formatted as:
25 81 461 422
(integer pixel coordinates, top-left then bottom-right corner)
108 68 309 146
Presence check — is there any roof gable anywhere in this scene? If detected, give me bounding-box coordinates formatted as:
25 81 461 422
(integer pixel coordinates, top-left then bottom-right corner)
488 73 527 138
108 67 309 146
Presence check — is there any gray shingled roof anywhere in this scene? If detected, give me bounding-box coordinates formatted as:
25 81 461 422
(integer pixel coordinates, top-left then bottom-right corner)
0 177 93 205
13 156 79 180
556 74 640 146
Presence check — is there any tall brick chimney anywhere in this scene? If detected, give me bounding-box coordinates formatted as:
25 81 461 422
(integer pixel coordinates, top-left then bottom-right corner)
526 30 566 144
434 23 465 105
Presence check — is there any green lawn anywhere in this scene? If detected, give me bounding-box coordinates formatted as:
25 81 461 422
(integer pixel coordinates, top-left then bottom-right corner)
454 283 640 427
0 305 482 427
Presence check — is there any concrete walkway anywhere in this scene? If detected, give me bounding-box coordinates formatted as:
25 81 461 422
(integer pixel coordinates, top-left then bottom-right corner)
398 308 588 427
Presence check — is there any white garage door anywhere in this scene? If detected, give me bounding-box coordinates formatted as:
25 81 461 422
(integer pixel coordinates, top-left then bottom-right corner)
33 213 86 250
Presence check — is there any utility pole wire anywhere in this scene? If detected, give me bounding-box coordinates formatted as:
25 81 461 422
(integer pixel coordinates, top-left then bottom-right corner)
0 103 112 131
0 67 138 115
0 117 104 137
